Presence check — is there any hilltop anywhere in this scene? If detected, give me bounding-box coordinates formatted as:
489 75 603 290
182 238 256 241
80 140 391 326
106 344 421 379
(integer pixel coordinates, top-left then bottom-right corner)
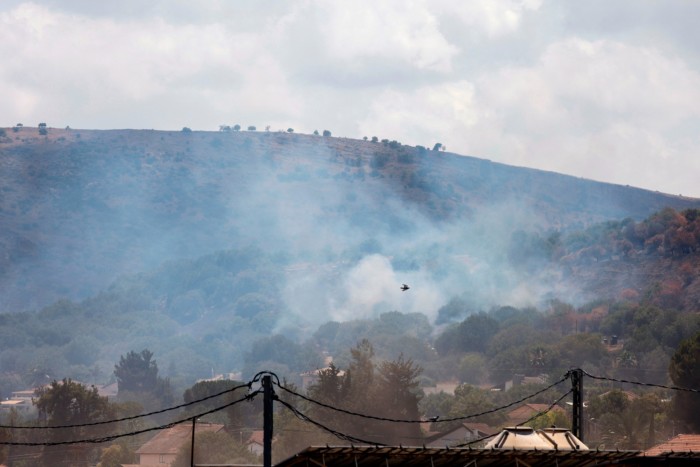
2 126 698 312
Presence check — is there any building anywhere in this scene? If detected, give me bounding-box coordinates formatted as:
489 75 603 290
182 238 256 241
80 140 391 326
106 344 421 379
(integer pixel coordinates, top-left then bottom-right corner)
425 422 497 447
123 422 224 466
506 403 566 426
245 430 264 456
644 433 700 456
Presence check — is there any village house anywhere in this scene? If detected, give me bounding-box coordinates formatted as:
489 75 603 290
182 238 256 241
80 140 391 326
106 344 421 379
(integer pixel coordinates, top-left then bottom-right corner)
123 422 224 467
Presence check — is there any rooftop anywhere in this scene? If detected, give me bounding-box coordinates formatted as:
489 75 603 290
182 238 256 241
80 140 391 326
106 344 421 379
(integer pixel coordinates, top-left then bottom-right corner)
644 434 700 456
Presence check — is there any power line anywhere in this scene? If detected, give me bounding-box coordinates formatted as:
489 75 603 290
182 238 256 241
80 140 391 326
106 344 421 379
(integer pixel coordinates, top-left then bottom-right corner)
0 390 261 446
275 398 384 446
0 381 252 430
274 373 570 424
581 369 700 393
454 389 574 448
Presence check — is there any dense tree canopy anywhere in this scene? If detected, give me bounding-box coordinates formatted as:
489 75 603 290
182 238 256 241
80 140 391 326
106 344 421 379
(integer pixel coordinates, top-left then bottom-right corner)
669 331 700 431
34 379 114 466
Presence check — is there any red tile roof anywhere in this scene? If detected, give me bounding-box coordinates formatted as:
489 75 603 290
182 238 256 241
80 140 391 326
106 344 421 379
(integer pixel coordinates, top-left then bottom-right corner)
247 430 264 446
644 434 700 456
135 422 224 455
507 403 565 425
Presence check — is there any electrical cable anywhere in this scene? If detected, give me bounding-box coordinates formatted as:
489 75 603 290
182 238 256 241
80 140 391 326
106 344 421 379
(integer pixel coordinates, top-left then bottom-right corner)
0 389 261 446
454 389 574 448
0 381 252 430
580 369 700 393
275 397 384 446
274 372 571 424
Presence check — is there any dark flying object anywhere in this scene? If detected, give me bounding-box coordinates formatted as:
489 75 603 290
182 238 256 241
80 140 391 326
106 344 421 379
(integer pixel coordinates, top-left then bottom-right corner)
400 284 410 291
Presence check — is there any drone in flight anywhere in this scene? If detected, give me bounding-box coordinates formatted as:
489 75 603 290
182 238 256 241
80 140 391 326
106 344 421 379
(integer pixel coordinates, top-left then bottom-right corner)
400 284 410 291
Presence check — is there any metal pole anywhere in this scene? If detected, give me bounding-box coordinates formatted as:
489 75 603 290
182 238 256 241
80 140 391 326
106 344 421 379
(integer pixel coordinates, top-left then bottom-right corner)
191 417 196 467
571 369 584 441
263 375 274 467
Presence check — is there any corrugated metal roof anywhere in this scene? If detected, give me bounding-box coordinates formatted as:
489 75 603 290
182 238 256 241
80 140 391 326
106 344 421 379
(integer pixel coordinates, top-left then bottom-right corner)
274 445 645 467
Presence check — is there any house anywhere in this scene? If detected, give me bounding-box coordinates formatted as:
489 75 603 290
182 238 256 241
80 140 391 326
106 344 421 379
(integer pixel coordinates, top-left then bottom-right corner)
425 422 497 447
96 382 119 399
0 398 34 415
506 403 566 426
245 430 264 456
123 422 224 466
422 381 460 396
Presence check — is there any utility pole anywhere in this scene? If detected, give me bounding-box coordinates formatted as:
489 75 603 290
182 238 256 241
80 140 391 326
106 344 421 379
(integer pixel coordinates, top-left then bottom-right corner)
190 417 196 467
263 375 274 467
571 368 584 441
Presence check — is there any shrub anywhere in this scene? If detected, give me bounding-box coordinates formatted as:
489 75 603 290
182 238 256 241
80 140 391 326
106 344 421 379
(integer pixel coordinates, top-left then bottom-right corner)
248 126 256 131
322 130 331 137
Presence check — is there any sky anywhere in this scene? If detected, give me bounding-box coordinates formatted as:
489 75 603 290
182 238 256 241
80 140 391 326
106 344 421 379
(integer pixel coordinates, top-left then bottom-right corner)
2 0 700 197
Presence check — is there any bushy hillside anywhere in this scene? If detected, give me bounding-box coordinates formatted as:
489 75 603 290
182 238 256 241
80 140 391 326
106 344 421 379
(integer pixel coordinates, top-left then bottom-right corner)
2 127 699 311
1 127 700 403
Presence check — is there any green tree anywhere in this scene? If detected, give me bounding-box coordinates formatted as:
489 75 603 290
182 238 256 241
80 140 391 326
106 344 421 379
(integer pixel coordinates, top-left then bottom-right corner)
34 379 114 466
448 383 505 428
97 443 136 467
114 349 174 410
374 354 423 444
458 353 488 384
435 312 499 355
669 331 700 431
308 363 346 405
322 130 331 137
276 380 333 462
115 349 158 394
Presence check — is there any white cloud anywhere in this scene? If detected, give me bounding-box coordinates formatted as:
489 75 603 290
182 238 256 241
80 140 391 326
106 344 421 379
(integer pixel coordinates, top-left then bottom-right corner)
358 38 700 196
0 3 301 128
436 0 542 38
316 0 458 73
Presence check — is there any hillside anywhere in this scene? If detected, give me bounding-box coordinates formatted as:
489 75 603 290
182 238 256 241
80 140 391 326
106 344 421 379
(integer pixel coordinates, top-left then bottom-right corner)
2 126 699 312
